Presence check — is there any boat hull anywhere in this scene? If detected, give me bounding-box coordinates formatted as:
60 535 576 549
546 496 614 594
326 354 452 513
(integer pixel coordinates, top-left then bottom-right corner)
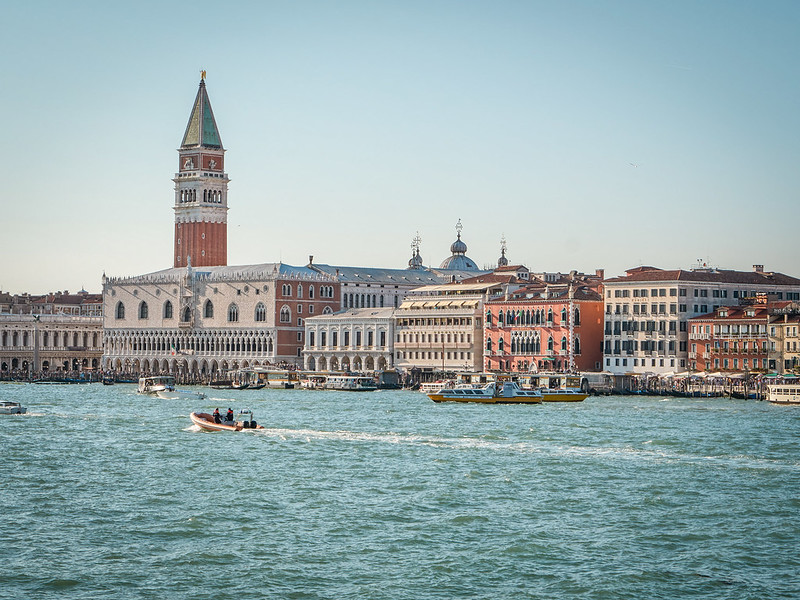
0 403 27 415
540 391 588 402
428 393 541 404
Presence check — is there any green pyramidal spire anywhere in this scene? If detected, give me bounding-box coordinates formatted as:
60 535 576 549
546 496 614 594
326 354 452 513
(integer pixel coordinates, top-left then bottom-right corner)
181 76 223 149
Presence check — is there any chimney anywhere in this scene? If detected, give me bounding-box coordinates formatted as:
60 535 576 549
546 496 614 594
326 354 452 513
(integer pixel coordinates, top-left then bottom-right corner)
596 269 604 280
308 255 314 265
753 265 764 273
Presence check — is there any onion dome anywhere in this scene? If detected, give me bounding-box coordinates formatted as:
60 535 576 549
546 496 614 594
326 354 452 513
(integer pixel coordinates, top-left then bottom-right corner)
439 220 478 270
407 233 425 269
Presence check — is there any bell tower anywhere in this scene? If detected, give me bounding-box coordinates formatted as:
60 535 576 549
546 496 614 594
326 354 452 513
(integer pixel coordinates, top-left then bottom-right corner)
173 73 228 268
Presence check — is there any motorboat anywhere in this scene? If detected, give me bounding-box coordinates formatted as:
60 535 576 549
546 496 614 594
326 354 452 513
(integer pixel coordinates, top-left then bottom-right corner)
190 409 264 432
0 401 27 415
138 376 206 401
767 383 800 405
428 381 542 404
323 375 378 392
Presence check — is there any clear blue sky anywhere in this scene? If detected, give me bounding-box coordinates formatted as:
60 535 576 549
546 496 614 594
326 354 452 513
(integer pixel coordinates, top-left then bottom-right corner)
2 0 798 294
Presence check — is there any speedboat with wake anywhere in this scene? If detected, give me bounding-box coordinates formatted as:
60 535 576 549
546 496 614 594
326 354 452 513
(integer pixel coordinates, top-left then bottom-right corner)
190 409 264 432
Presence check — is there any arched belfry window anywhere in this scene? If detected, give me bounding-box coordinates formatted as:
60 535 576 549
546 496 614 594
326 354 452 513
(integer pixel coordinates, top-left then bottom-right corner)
139 301 149 320
115 302 125 320
255 302 267 322
204 300 214 319
163 300 173 319
228 304 239 323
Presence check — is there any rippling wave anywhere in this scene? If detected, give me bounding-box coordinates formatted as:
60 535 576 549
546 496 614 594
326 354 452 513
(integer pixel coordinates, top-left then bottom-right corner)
1 384 798 599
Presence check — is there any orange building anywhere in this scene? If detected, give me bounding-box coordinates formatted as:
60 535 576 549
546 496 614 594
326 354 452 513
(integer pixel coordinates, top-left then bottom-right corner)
484 279 604 373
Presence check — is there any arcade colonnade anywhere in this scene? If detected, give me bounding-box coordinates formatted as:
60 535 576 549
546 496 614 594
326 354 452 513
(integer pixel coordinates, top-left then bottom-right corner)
103 327 277 375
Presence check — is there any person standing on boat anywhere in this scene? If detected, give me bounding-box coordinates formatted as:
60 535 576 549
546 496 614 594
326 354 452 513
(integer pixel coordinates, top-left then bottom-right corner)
226 408 234 422
213 408 221 424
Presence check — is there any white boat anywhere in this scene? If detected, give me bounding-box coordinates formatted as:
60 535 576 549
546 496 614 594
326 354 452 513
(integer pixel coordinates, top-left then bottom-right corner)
251 368 300 389
138 376 206 401
300 374 328 390
767 383 800 405
0 401 27 414
324 375 378 391
428 381 542 404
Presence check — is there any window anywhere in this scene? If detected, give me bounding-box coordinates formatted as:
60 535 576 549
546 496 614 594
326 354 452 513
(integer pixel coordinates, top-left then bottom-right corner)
228 304 239 322
280 306 291 323
297 284 303 299
115 302 125 319
163 300 173 319
182 306 191 322
282 284 292 297
204 300 214 318
255 302 266 322
138 301 148 319
308 286 315 299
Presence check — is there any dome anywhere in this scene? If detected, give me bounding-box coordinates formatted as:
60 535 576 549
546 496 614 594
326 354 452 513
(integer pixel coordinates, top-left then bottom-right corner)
450 234 467 255
439 254 478 270
408 248 424 269
439 221 478 270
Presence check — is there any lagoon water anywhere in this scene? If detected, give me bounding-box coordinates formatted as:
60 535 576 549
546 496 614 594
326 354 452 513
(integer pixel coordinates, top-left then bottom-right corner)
1 383 798 599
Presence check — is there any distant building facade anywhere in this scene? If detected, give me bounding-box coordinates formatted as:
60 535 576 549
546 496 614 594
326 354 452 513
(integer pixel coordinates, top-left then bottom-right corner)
102 263 338 375
485 278 604 373
303 307 395 372
603 265 800 375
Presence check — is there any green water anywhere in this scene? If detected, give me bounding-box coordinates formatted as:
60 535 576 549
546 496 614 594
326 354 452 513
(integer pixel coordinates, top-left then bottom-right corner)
1 384 798 599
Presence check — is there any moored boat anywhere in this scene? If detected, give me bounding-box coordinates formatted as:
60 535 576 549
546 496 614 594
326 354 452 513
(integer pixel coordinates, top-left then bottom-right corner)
0 401 27 414
539 389 589 402
429 381 542 404
324 375 378 391
767 383 800 405
190 409 264 432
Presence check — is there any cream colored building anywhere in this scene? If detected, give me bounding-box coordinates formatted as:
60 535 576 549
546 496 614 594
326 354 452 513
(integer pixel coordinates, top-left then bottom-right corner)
0 314 103 374
303 307 395 372
102 263 338 376
394 277 520 375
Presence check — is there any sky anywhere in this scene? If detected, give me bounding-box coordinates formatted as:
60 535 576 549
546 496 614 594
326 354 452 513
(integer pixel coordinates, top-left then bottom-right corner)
2 0 799 294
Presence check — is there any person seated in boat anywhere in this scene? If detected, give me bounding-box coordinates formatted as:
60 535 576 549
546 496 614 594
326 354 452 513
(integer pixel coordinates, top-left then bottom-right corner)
226 408 234 422
213 408 221 424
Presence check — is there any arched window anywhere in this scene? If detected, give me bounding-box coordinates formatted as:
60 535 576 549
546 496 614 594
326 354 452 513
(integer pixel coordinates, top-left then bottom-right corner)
204 300 214 319
561 308 567 323
282 284 292 297
163 300 173 319
308 286 315 299
486 337 493 351
139 301 149 319
561 336 568 352
279 306 291 323
228 304 239 322
498 311 505 326
574 308 581 325
547 309 553 323
574 337 581 354
255 302 266 322
547 337 554 351
498 337 505 353
182 306 191 322
323 306 333 315
115 302 125 320
486 311 492 326
297 284 303 299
